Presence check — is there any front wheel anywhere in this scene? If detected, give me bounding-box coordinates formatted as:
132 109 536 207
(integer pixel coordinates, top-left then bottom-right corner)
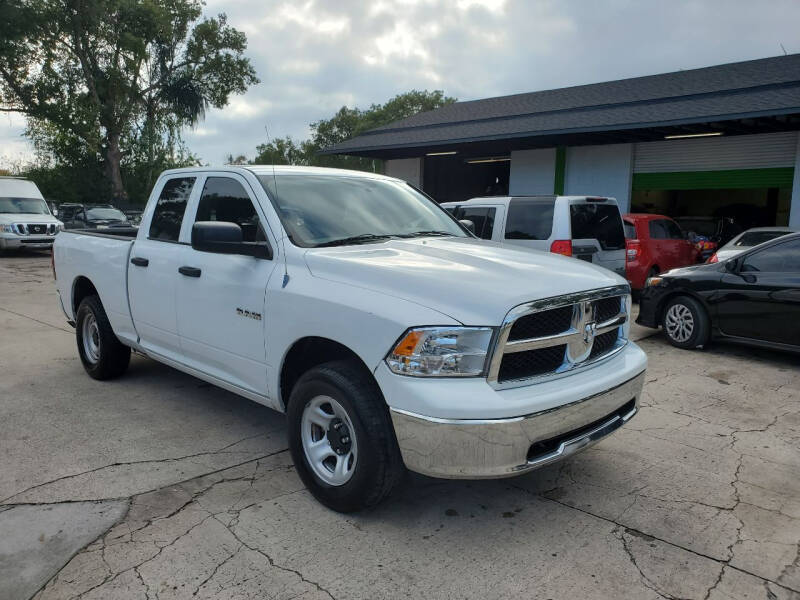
75 295 131 379
287 360 404 512
662 295 710 349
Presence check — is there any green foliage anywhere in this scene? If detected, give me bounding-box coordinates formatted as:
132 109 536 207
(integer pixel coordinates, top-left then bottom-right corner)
247 90 456 171
253 136 307 166
0 0 258 201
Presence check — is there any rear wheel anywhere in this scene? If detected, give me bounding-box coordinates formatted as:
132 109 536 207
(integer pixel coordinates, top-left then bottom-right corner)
287 359 404 512
76 295 131 379
662 295 710 349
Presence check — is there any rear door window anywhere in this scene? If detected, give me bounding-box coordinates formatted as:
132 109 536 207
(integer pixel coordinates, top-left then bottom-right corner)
570 203 625 250
649 220 667 239
195 177 264 242
149 177 196 241
454 206 496 240
505 198 555 240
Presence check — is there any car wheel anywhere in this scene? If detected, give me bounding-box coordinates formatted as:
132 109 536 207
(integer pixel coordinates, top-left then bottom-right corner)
75 295 131 379
662 295 710 349
287 359 405 512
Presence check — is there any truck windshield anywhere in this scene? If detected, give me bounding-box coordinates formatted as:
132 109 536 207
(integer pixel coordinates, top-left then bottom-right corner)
0 197 50 215
258 174 466 247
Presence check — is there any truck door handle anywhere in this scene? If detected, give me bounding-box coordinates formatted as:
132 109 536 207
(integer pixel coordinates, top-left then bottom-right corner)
130 257 149 267
178 266 201 278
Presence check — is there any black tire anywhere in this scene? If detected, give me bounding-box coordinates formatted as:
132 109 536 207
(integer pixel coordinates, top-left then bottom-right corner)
75 295 131 380
287 359 404 512
661 295 710 350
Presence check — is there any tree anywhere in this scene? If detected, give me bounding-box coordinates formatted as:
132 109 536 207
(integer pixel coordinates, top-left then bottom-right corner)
252 136 306 166
246 90 456 171
308 90 456 171
0 0 258 201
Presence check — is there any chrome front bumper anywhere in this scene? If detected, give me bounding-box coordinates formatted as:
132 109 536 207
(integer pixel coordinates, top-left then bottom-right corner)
389 370 645 478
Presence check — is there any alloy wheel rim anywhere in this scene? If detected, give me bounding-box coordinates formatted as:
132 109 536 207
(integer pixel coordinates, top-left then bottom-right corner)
665 304 694 343
300 395 358 486
82 313 101 364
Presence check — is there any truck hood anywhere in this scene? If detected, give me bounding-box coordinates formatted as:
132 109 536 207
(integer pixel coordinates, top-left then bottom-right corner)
304 237 627 325
0 213 59 225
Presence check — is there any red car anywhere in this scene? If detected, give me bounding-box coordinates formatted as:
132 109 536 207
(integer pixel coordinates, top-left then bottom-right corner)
623 213 699 290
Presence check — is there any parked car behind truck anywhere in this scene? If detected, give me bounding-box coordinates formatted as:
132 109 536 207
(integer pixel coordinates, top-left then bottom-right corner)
623 213 699 290
637 232 800 352
0 177 62 251
442 196 627 276
54 166 647 511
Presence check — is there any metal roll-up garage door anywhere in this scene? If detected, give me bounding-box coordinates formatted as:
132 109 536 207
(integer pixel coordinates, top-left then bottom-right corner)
632 131 797 190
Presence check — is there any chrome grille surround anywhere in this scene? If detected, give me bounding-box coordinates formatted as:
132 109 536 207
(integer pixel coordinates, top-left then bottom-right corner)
487 284 631 389
12 223 57 236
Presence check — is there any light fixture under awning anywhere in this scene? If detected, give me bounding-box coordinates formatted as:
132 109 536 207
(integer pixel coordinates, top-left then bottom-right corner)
465 156 511 164
664 132 723 140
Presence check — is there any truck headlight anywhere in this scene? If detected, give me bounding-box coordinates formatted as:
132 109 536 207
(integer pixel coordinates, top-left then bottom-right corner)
1 224 16 233
385 327 494 377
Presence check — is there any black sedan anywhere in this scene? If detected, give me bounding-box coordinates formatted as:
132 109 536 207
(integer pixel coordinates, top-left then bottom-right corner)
637 232 800 352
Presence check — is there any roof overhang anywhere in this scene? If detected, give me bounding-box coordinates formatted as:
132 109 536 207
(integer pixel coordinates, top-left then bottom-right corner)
322 110 800 160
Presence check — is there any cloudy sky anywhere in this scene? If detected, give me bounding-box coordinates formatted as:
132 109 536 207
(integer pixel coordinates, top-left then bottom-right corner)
2 0 800 165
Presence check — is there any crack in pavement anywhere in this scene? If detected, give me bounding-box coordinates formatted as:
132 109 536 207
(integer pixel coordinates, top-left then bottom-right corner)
0 306 74 334
613 526 695 600
1 433 279 504
514 485 800 596
211 514 337 600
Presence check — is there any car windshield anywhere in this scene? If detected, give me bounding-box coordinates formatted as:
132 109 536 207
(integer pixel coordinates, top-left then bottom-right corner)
0 197 50 215
86 207 127 221
732 230 792 247
258 174 466 247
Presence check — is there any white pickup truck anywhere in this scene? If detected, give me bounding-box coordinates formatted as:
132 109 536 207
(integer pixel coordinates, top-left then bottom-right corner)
54 166 647 511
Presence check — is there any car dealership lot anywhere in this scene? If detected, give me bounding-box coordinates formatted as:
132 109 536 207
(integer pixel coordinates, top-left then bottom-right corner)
1 252 798 600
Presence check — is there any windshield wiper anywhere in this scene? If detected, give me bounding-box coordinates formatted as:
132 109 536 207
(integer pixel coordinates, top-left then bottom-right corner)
397 230 454 238
314 233 393 247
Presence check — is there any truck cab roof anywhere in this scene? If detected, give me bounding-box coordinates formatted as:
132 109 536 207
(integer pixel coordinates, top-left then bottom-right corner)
441 195 618 207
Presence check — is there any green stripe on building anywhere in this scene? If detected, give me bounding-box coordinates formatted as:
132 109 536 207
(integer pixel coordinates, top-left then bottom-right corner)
554 147 566 194
632 167 795 191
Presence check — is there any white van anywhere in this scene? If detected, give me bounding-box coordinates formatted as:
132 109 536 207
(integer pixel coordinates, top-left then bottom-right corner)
443 195 627 276
0 177 62 251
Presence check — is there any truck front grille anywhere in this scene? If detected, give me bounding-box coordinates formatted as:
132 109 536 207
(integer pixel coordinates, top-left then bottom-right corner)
488 285 630 387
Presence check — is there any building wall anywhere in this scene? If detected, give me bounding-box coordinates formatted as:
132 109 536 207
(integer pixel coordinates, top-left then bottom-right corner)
508 148 556 195
384 158 422 187
563 144 634 213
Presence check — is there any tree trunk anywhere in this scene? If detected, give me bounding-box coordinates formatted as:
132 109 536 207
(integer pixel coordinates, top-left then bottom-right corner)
104 132 127 203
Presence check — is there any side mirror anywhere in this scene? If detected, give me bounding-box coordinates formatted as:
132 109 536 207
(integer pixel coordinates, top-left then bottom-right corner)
459 219 476 234
192 221 272 259
724 259 738 273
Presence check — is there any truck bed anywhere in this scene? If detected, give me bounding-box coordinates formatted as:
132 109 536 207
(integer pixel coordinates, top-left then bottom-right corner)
54 229 138 345
60 227 139 239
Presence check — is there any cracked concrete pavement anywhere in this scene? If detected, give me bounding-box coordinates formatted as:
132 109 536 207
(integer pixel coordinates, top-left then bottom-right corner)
1 252 799 600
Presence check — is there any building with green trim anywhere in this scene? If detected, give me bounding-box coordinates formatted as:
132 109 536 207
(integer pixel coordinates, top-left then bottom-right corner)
324 54 800 228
